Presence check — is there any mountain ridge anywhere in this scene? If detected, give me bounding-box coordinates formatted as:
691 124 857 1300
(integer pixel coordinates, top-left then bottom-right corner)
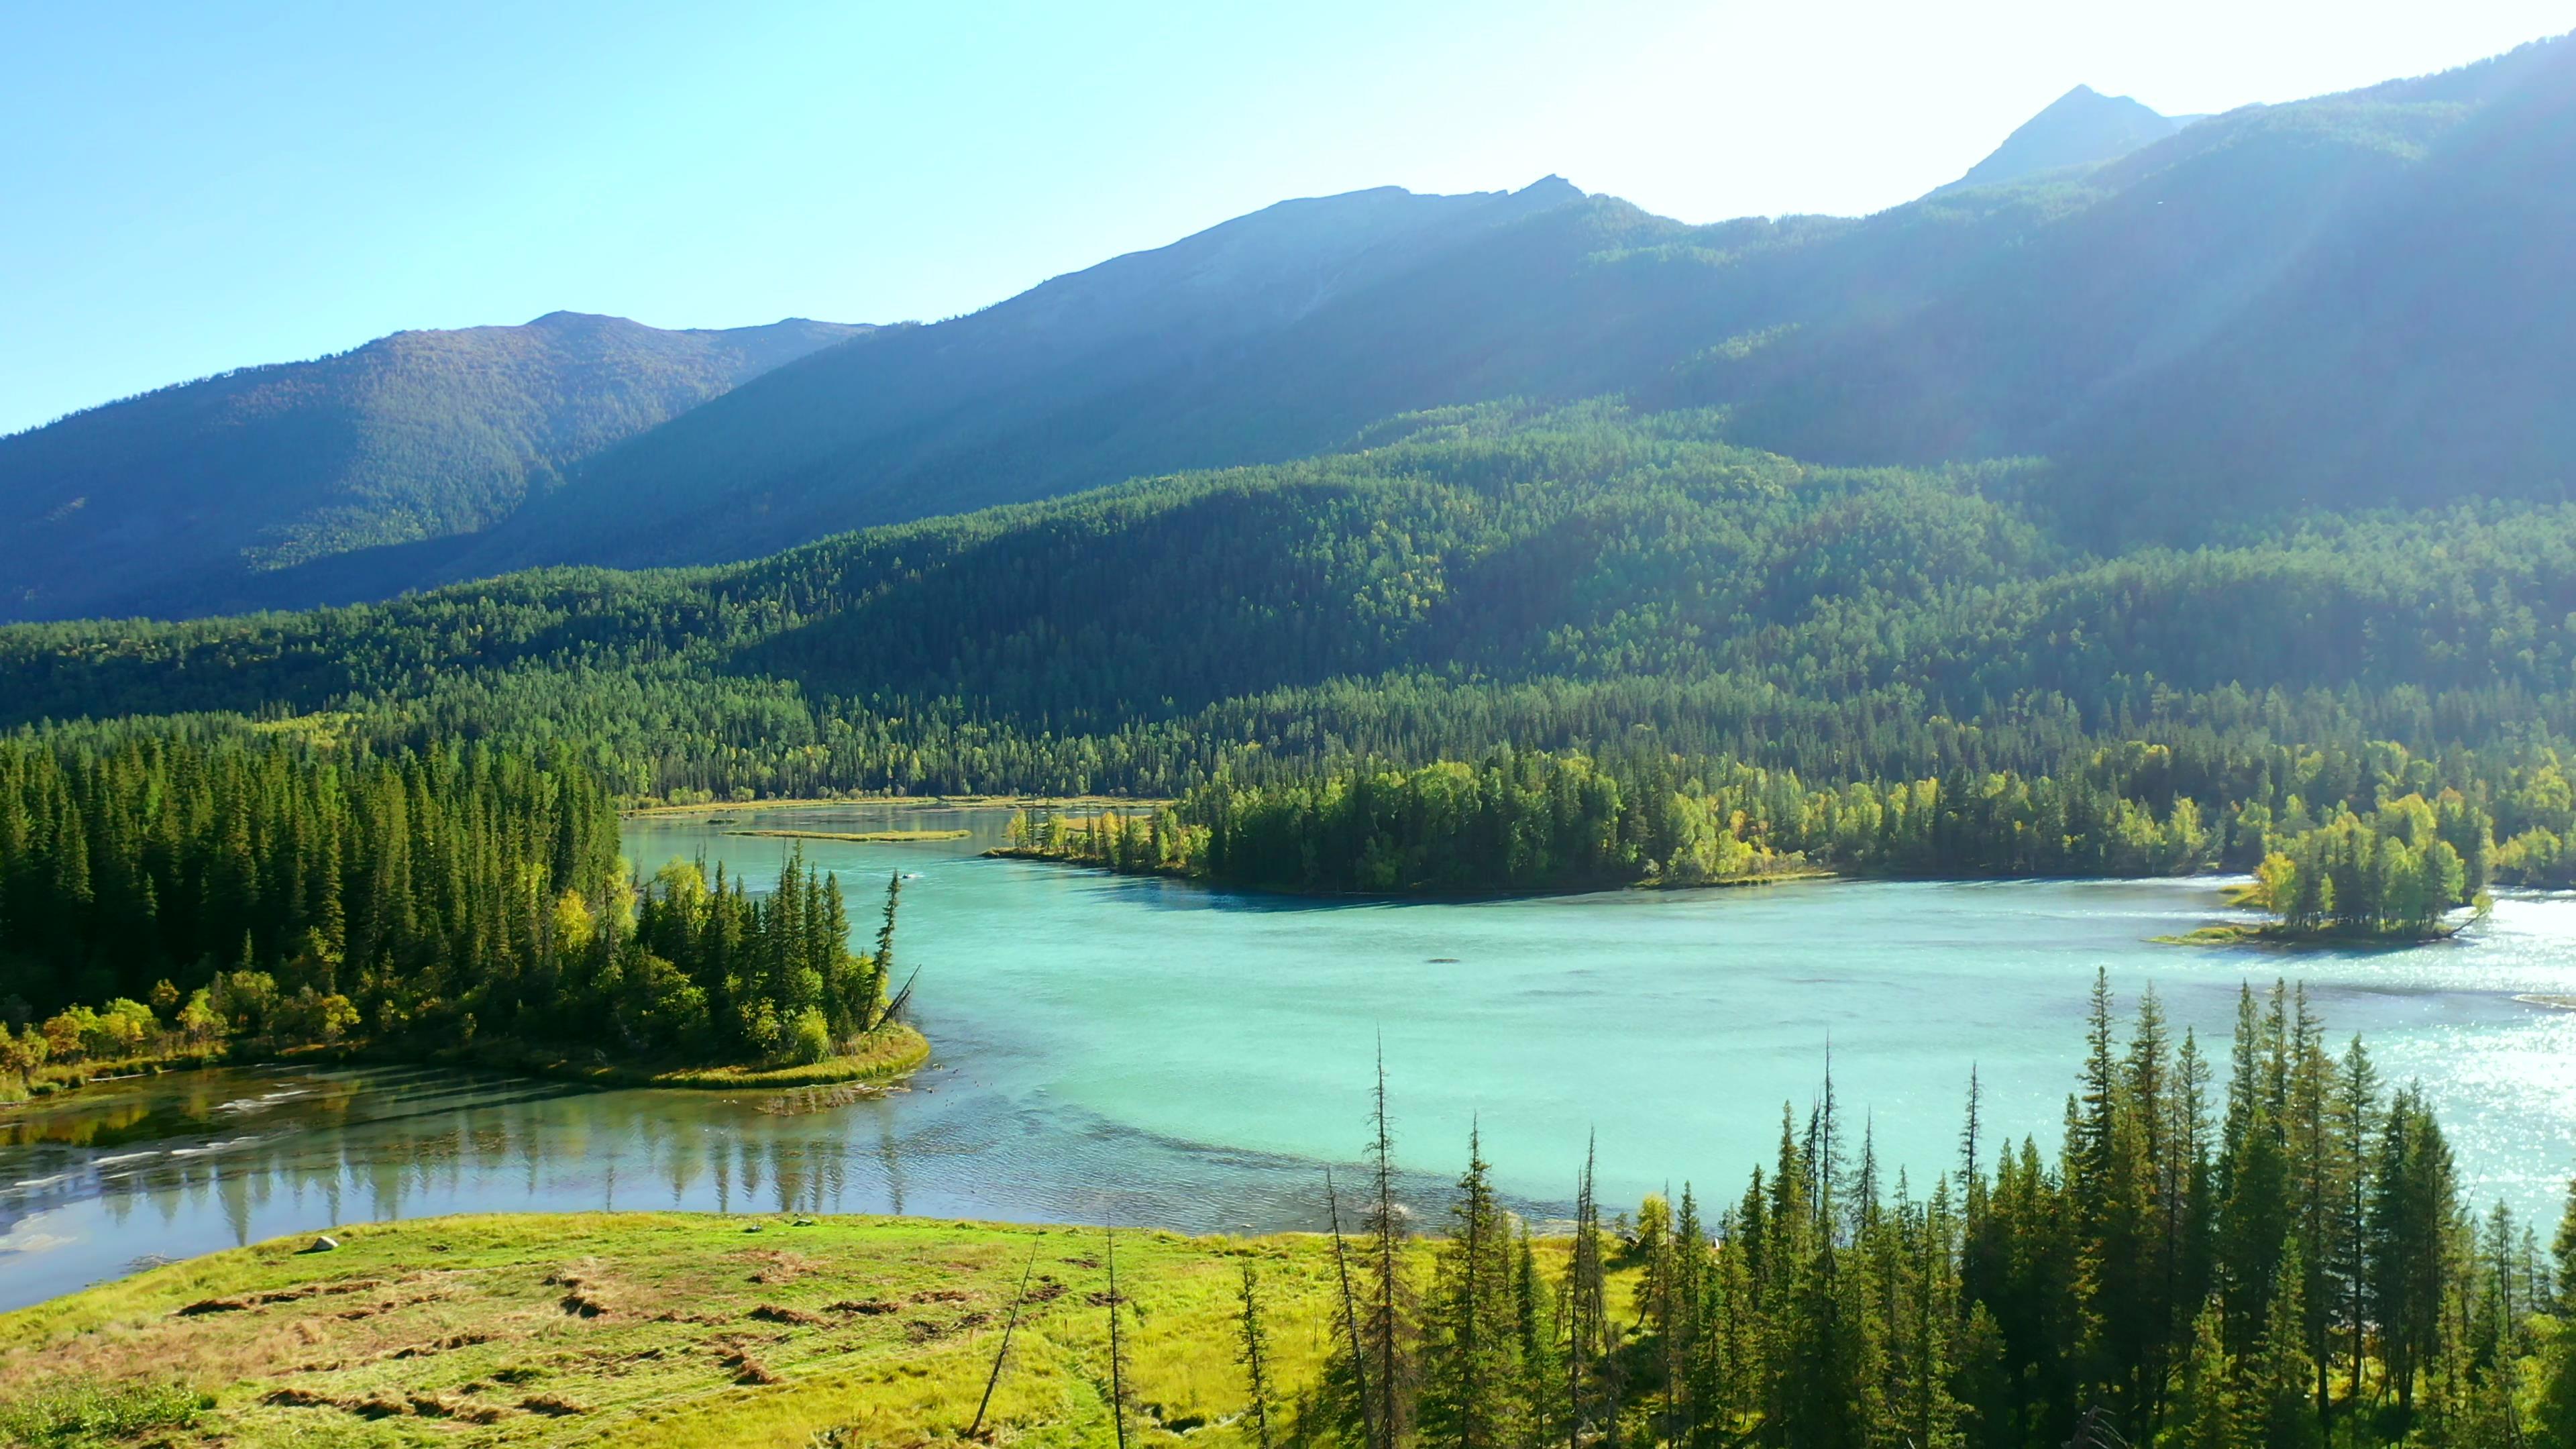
0 313 868 619
1 34 2569 622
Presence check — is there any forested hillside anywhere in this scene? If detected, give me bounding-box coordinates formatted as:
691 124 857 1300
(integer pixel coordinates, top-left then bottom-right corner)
10 404 2576 898
0 312 866 621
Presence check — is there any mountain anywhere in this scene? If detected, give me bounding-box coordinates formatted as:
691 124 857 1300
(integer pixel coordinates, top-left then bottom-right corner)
1934 85 2190 195
431 178 1604 578
1714 33 2576 542
421 34 2576 584
0 312 868 620
5 34 2570 622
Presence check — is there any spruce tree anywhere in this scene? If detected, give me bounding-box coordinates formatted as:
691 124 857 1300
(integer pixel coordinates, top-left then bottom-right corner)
1421 1123 1517 1449
1235 1258 1275 1449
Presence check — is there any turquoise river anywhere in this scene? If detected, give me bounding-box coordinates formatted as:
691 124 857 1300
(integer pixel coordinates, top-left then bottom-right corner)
6 803 2575 1311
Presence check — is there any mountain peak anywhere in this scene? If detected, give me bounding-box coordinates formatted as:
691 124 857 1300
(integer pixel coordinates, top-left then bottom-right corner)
1937 85 2189 195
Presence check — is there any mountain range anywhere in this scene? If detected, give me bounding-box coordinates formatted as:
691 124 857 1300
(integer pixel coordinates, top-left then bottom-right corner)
1 32 2569 624
0 313 865 619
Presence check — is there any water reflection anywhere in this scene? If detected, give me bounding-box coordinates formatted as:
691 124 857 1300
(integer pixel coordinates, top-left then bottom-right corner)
0 1054 1432 1311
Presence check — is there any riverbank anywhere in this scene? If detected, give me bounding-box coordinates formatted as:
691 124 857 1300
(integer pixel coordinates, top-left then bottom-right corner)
398 1021 934 1091
724 827 971 843
1 1047 229 1106
623 793 1172 818
0 1024 930 1110
0 1212 1371 1449
2153 921 2467 949
985 843 1839 897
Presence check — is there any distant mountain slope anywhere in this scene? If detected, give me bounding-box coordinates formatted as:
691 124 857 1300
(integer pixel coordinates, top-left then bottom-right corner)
433 172 2065 580
8 34 2570 621
439 180 1605 577
440 34 2573 585
1935 85 2190 194
0 312 867 619
2060 37 2576 539
1710 33 2576 537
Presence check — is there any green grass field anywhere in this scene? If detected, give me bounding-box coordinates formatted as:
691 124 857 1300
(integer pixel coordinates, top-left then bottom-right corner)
0 1213 1378 1448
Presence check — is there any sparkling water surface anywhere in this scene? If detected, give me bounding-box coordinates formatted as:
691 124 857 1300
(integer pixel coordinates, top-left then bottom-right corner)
7 804 2575 1311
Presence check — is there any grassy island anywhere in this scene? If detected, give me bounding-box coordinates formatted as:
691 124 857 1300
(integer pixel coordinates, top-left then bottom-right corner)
381 1020 932 1091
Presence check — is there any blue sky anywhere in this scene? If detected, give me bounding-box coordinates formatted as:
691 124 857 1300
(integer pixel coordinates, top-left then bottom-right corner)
4 0 2568 435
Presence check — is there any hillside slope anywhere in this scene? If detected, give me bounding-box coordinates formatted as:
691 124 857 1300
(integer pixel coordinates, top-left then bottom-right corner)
0 312 867 620
1710 33 2576 536
441 34 2576 581
9 405 2576 810
440 180 1603 576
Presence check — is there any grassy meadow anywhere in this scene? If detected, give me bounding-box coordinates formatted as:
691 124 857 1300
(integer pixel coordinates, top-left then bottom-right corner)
0 1212 1418 1448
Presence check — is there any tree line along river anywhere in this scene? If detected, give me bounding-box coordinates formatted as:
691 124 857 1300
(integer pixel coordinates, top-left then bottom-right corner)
6 804 2575 1312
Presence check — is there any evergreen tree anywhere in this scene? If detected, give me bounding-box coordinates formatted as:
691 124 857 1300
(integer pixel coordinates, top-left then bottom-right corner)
1235 1258 1276 1449
1420 1123 1520 1449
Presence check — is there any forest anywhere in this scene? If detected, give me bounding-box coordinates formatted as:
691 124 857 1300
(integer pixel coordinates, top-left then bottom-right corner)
0 732 902 1091
1252 979 2574 1449
1000 747 2530 930
11 407 2576 904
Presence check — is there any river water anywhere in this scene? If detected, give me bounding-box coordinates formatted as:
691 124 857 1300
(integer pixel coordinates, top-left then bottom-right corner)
7 804 2575 1311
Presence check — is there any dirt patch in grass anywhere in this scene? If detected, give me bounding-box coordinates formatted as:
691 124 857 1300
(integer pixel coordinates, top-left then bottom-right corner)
739 1249 826 1284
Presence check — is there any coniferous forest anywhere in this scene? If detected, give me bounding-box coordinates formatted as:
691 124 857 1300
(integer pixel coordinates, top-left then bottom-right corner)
13 407 2576 913
15 23 2576 1449
1304 979 2576 1449
0 731 901 1083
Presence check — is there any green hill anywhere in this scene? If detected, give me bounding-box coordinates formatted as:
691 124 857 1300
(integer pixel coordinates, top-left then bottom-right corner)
0 311 868 621
9 403 2575 824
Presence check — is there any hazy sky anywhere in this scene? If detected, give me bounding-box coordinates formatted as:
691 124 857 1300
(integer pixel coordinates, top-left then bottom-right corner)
4 1 2568 434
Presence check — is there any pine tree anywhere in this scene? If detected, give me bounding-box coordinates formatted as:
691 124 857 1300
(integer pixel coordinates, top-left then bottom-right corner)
1564 1135 1615 1448
1363 1045 1414 1448
1420 1123 1519 1449
2246 1248 2321 1449
1325 1167 1380 1449
1235 1258 1276 1449
1104 1226 1132 1449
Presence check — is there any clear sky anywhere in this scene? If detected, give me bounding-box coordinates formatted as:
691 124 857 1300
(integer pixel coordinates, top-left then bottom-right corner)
4 0 2568 435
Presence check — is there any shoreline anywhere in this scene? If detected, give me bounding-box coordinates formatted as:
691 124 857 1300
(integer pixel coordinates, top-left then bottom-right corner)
2153 920 2468 949
981 845 1843 899
622 792 1175 819
720 827 971 843
0 1023 931 1109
